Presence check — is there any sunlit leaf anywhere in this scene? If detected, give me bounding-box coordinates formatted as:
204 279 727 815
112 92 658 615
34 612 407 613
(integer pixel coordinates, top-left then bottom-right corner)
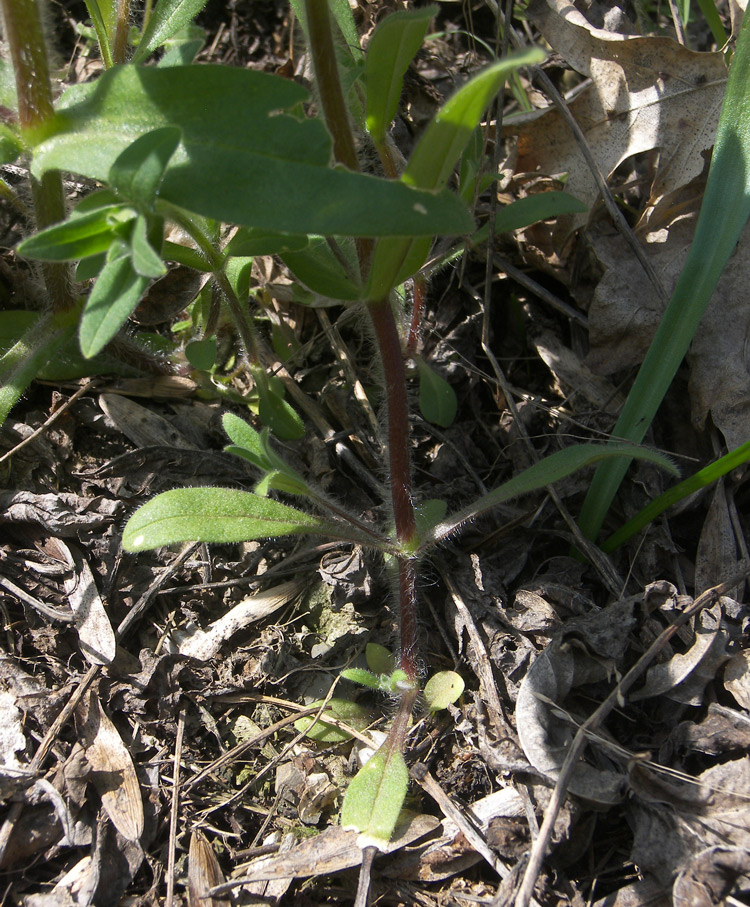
340 745 409 845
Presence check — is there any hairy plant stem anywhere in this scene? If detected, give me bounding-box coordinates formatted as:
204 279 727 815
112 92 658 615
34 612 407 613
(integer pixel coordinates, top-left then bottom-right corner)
305 0 420 681
113 0 132 64
1 0 75 313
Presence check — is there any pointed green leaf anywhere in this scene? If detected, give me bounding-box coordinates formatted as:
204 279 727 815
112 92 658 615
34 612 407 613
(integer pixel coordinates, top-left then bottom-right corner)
225 228 309 258
122 487 337 551
403 47 545 191
132 0 210 63
80 256 150 357
424 671 464 711
130 214 167 278
416 357 457 427
108 126 181 209
30 65 473 238
341 668 383 690
422 442 679 550
17 205 125 262
253 368 305 441
365 6 437 144
294 698 372 744
340 745 409 845
578 11 750 541
281 236 361 300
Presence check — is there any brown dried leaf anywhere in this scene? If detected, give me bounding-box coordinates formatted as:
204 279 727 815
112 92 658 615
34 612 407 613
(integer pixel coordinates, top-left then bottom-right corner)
77 692 144 842
630 601 730 704
724 650 750 710
512 0 726 224
99 393 197 450
52 540 116 667
695 482 740 597
515 640 627 805
188 831 230 907
585 216 750 451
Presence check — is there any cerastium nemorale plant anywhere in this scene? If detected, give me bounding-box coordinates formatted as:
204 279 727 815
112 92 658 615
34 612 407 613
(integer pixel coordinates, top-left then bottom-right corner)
2 0 677 886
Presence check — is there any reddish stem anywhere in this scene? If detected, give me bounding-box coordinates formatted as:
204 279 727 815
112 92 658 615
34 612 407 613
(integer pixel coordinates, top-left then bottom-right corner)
406 275 427 356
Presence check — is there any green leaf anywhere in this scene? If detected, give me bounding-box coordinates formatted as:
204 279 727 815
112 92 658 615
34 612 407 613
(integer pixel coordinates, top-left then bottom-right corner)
132 0 210 63
340 745 409 845
403 47 545 191
492 191 588 233
225 228 309 258
294 698 372 744
365 643 396 675
108 126 182 210
252 367 305 441
602 438 750 552
365 6 437 145
0 309 78 428
79 255 150 357
424 671 464 711
185 336 216 370
366 47 544 298
281 237 362 300
129 214 167 278
577 11 750 541
30 65 473 238
414 498 447 538
16 205 127 262
121 487 338 551
421 442 679 550
416 356 457 427
222 413 311 495
341 668 383 690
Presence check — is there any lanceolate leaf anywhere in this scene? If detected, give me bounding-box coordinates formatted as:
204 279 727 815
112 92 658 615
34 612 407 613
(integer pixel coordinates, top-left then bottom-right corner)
416 356 457 427
79 255 150 358
16 205 127 262
366 46 544 297
132 0 210 63
420 442 678 550
340 745 409 846
121 487 339 551
29 65 473 238
365 6 437 145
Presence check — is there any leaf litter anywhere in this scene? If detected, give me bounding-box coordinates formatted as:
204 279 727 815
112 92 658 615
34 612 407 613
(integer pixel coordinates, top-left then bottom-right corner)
0 1 749 905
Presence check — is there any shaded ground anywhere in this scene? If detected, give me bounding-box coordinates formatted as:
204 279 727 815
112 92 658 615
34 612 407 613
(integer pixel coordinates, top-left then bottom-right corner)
0 1 749 905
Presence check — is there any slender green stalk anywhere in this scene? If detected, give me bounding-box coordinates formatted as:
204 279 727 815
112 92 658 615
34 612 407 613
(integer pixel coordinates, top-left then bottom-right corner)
1 0 75 312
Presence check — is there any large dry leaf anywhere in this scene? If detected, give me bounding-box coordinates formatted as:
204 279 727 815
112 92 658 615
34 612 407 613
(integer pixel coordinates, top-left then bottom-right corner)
77 692 144 842
585 215 750 451
512 0 727 220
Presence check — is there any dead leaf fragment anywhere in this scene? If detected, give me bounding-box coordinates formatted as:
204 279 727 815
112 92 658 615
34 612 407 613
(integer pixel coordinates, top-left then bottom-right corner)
188 831 230 907
77 692 144 843
513 0 726 227
724 650 750 710
51 540 116 666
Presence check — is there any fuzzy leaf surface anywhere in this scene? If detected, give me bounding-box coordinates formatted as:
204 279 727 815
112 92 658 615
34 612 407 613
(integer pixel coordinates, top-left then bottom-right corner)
30 65 473 238
122 487 336 551
340 746 409 846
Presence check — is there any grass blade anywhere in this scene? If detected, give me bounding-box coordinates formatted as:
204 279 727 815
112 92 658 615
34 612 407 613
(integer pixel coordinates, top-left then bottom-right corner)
577 13 750 540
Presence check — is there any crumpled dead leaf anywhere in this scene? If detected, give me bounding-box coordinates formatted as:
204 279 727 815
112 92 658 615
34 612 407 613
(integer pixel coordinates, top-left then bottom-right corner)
511 0 727 229
515 638 628 806
76 692 144 843
630 600 730 705
0 491 121 535
584 215 750 452
630 756 750 893
48 539 116 667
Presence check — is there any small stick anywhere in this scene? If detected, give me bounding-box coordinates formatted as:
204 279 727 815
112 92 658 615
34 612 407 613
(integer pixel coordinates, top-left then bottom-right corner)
166 704 186 907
